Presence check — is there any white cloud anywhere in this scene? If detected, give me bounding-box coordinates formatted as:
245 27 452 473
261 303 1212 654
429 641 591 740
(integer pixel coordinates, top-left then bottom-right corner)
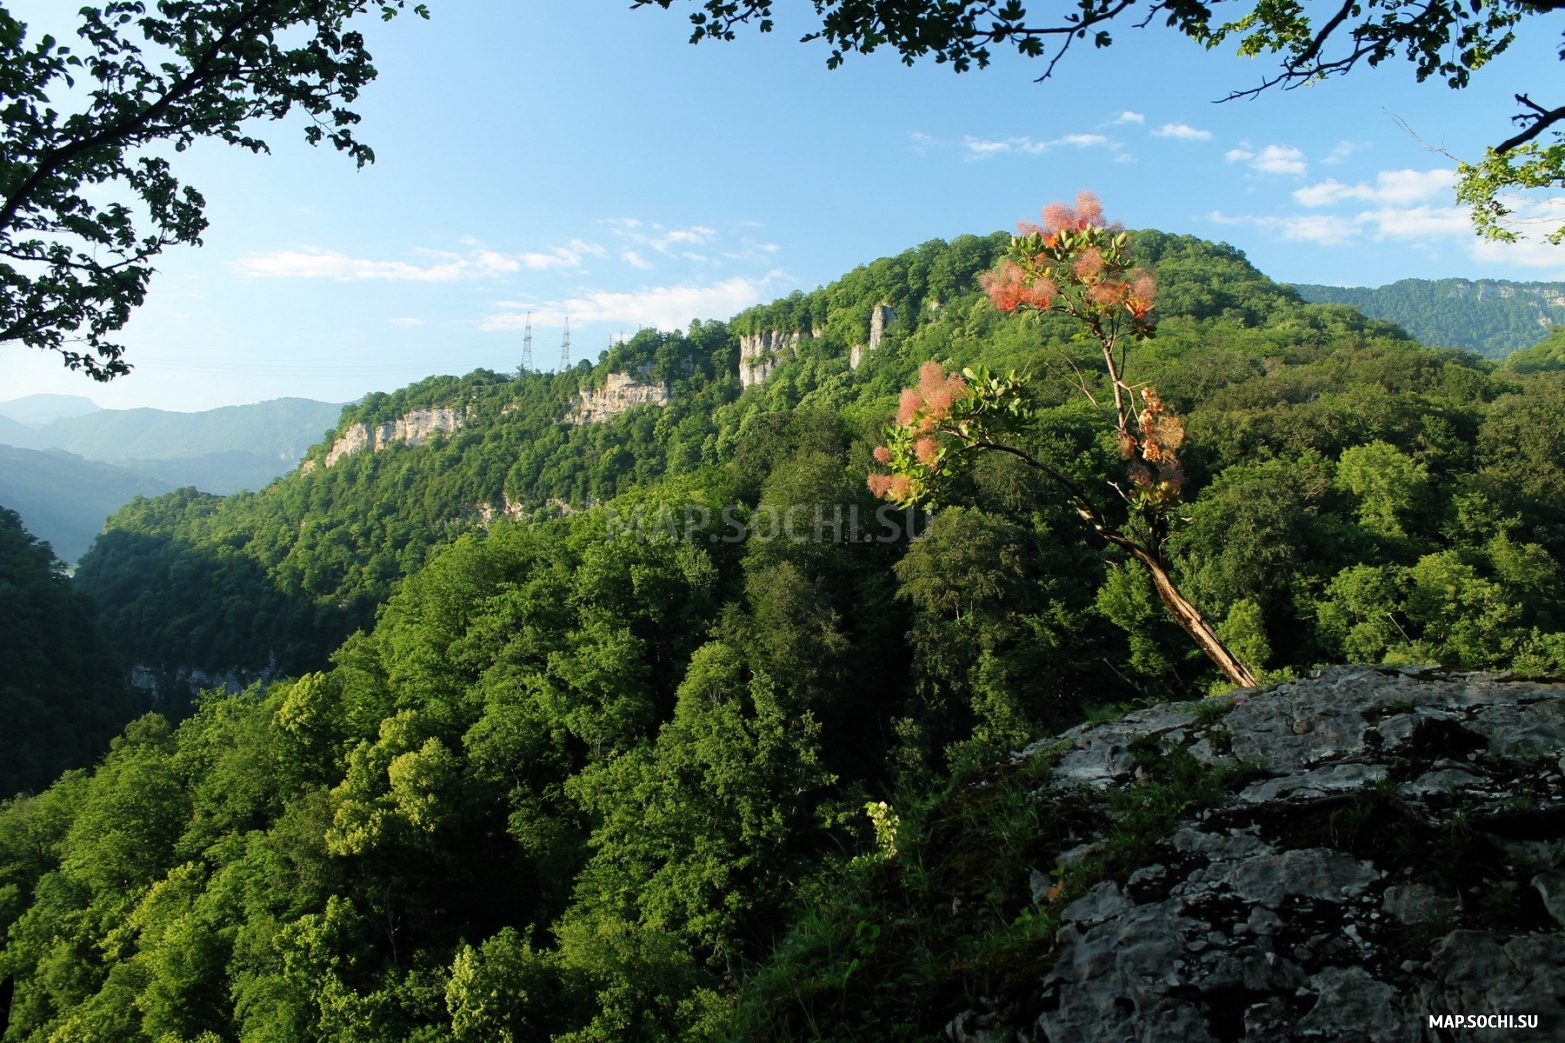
621 249 653 270
1226 144 1306 175
1208 211 1358 246
1152 123 1212 141
1357 205 1469 239
1211 200 1469 246
234 242 601 281
1294 168 1456 208
961 133 1110 158
1113 111 1146 124
1469 236 1565 274
390 317 424 327
481 273 784 332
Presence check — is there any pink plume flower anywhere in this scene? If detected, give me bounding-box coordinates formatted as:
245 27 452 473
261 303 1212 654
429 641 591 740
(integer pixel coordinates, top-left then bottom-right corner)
1072 247 1105 281
889 475 914 500
1021 277 1057 309
1041 201 1073 234
914 437 940 468
872 445 892 464
917 362 967 423
1075 191 1104 227
1088 281 1121 305
896 387 922 428
867 473 895 498
980 260 1026 312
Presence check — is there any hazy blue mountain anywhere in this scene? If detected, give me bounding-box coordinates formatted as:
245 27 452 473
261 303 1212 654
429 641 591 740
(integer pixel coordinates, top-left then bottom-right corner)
0 413 46 450
1292 278 1565 357
0 446 173 563
34 397 346 461
0 393 101 425
114 450 299 495
0 398 345 562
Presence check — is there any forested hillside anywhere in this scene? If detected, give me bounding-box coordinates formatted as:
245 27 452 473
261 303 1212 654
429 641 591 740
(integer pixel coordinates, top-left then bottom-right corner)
1294 277 1565 356
6 228 1565 1041
0 509 138 797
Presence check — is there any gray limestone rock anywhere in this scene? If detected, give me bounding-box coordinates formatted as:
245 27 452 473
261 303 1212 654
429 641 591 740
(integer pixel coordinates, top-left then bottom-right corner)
1294 966 1408 1042
1534 869 1565 927
989 668 1565 1043
1381 883 1457 925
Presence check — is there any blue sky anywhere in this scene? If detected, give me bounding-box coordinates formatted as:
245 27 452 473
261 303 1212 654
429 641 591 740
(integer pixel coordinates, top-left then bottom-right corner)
4 0 1564 411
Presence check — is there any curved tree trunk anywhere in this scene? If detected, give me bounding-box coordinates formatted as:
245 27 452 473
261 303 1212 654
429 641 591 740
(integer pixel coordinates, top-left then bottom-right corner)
972 442 1260 690
1122 543 1258 690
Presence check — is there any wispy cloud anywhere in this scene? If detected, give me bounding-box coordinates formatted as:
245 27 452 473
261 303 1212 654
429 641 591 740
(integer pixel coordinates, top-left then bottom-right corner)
234 242 601 281
1225 144 1307 175
1152 123 1212 141
517 240 606 270
481 273 785 332
1112 111 1145 125
1321 140 1370 165
961 133 1110 158
1210 211 1359 246
605 221 724 264
1294 168 1456 208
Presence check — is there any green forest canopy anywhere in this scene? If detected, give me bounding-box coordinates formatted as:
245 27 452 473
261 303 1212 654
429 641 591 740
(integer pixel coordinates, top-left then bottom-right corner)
6 227 1565 1040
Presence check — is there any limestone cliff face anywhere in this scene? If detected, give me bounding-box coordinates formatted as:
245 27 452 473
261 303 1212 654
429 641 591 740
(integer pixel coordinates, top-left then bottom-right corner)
739 330 800 388
312 407 465 469
851 304 896 370
565 372 671 425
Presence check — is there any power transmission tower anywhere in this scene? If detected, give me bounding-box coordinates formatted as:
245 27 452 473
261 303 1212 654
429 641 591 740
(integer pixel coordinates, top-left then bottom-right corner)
519 312 533 374
559 317 571 372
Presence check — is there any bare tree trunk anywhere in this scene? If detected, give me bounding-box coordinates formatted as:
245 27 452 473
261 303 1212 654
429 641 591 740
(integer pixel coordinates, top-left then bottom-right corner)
972 442 1260 691
1124 544 1259 690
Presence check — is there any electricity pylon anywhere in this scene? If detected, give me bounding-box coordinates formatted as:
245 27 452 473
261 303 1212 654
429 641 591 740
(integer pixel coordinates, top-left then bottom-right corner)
519 312 533 374
560 318 571 372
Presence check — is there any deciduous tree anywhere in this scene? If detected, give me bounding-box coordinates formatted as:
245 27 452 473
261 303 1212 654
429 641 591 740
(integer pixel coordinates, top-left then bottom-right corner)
0 0 426 379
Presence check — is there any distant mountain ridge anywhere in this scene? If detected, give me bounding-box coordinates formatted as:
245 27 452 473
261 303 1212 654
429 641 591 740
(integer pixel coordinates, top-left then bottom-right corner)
1292 277 1565 357
0 396 347 563
23 396 346 462
0 393 101 425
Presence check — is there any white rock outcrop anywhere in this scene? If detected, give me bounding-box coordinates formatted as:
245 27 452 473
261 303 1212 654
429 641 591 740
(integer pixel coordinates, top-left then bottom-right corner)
850 304 896 371
565 372 671 425
739 330 800 388
318 407 464 468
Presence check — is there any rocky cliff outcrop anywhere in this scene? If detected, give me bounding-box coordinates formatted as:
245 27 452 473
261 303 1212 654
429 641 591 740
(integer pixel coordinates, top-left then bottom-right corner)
309 407 465 470
565 372 671 425
739 330 800 388
946 665 1565 1042
851 303 896 370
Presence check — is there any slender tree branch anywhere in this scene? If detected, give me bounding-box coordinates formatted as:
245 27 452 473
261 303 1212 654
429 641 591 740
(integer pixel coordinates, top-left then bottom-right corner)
0 0 273 236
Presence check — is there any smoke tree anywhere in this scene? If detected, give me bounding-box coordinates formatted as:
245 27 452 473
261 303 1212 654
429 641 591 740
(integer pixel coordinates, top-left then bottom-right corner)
868 193 1259 689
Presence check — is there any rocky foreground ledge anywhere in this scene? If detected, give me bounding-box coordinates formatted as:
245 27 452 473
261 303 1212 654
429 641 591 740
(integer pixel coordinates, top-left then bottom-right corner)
949 665 1565 1043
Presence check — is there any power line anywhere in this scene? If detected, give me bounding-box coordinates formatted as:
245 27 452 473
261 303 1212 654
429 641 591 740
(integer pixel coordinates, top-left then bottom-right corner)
559 317 571 372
